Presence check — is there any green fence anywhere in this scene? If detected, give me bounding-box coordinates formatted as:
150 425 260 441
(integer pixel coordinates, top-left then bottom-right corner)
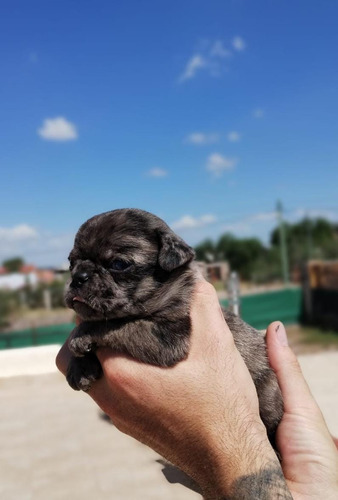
220 287 302 330
0 323 75 350
0 287 303 349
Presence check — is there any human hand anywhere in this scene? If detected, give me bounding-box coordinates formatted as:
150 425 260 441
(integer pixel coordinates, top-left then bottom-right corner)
266 321 338 499
57 280 289 499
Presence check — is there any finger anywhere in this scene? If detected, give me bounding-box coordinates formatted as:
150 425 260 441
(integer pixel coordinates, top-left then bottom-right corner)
55 341 72 376
266 321 320 414
189 280 235 358
55 322 81 375
97 280 236 376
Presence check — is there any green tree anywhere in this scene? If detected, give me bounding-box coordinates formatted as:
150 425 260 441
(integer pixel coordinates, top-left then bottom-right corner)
194 216 338 283
216 234 266 280
270 218 338 268
3 257 24 273
250 247 282 283
195 239 216 262
195 234 267 280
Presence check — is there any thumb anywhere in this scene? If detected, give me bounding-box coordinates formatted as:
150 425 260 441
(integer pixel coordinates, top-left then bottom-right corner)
265 322 319 414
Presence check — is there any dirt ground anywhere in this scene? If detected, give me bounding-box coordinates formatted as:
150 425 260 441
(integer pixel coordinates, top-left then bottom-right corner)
0 336 337 499
284 324 338 355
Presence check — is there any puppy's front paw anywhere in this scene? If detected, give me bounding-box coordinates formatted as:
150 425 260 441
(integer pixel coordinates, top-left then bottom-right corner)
66 354 103 392
68 322 97 356
69 334 95 356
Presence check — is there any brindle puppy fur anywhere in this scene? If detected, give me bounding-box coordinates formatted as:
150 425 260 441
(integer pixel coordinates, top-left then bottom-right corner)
65 209 283 440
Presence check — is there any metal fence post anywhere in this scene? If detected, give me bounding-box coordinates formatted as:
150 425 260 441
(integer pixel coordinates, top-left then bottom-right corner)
227 271 241 316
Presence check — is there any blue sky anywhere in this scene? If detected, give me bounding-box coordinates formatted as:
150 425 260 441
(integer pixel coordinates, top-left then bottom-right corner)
1 0 338 266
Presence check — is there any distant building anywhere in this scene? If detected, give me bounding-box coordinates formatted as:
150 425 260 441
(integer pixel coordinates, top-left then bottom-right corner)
307 259 338 289
20 264 57 285
0 264 59 290
0 272 38 290
36 269 56 285
196 261 230 283
20 264 37 274
303 259 338 329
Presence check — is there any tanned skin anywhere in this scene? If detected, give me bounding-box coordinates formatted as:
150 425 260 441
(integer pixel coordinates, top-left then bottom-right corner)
59 278 296 498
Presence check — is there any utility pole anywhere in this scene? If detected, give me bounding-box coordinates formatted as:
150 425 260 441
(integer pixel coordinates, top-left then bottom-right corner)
227 271 240 316
276 200 289 285
306 215 313 260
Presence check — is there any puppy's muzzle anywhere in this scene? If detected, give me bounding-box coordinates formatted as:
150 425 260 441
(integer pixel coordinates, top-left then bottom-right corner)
71 271 90 288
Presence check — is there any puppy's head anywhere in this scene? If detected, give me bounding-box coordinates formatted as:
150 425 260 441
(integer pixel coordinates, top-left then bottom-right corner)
64 209 195 320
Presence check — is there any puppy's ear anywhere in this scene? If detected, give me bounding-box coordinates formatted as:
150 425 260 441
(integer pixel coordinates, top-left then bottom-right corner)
158 230 195 272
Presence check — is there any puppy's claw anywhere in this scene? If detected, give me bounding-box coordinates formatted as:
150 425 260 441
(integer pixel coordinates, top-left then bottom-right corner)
68 335 94 356
67 371 91 392
66 355 103 392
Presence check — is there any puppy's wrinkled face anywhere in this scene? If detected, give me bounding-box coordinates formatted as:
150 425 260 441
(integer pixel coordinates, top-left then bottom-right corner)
64 209 194 320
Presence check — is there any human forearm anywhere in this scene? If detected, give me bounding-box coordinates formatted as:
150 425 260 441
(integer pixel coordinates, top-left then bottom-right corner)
225 466 293 500
193 432 292 500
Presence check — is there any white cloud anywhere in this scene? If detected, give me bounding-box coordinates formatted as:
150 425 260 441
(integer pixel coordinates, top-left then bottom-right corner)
232 36 246 52
206 153 237 177
0 224 39 242
220 211 278 240
210 40 232 59
185 132 219 145
146 168 168 178
171 214 217 231
0 224 75 267
0 224 40 262
253 108 264 119
178 54 207 82
178 37 246 83
38 117 78 141
200 214 217 225
251 212 277 222
227 131 241 142
222 221 251 234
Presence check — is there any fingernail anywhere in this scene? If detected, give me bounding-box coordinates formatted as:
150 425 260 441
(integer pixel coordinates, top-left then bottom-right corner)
275 322 288 346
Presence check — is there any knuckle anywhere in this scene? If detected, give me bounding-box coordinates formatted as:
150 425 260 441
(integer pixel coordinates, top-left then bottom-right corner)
194 279 217 299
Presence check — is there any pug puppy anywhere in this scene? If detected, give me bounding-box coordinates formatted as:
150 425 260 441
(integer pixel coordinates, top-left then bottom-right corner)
64 208 283 440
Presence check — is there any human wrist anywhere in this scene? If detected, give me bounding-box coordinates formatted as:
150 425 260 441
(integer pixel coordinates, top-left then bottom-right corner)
191 422 287 499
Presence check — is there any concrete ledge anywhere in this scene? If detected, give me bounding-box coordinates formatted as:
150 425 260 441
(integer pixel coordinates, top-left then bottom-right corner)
0 345 337 435
0 345 60 377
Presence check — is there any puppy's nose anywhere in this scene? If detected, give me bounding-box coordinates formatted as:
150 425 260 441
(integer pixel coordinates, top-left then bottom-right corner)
71 271 90 288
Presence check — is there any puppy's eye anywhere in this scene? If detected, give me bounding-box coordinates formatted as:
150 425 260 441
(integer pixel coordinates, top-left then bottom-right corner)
109 259 131 271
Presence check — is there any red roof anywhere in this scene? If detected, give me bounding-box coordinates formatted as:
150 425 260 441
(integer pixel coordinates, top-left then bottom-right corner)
20 264 37 274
